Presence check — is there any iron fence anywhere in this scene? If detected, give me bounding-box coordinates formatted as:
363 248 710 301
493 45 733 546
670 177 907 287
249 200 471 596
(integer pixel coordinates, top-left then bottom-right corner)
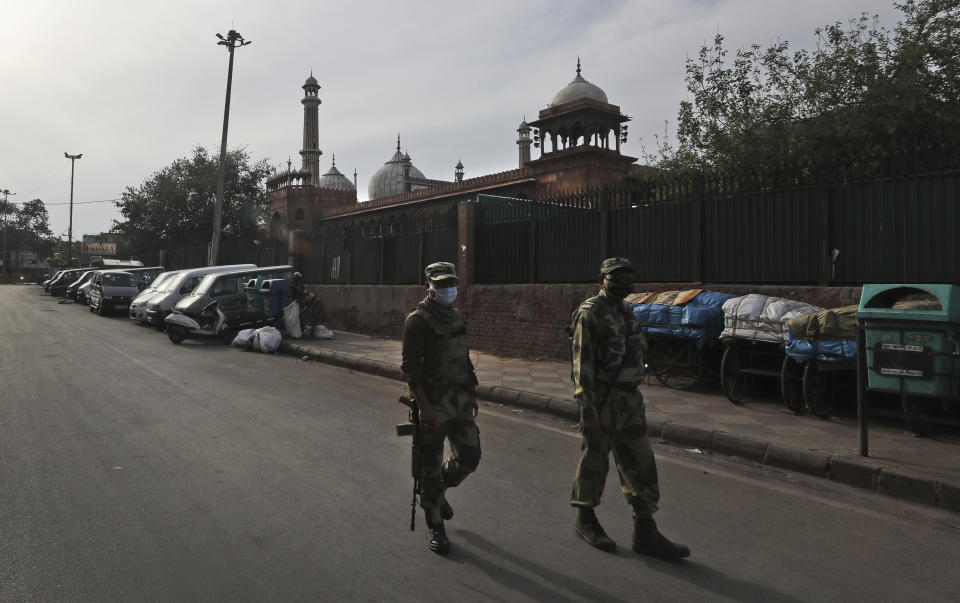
474 166 960 285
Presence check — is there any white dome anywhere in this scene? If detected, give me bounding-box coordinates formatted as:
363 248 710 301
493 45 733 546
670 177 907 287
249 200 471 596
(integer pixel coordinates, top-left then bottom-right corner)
551 62 609 106
318 157 355 190
368 146 427 200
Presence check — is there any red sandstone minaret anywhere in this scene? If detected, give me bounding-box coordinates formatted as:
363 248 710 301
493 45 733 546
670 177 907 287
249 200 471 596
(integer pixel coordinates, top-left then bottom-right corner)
300 73 322 183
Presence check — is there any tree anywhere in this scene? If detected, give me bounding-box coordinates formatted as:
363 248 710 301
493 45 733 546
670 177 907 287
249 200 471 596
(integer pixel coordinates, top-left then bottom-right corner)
647 0 960 178
1 198 54 278
112 146 272 255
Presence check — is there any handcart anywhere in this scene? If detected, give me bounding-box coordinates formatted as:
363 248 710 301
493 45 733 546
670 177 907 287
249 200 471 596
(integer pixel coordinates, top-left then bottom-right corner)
720 294 824 406
782 305 859 417
627 289 735 391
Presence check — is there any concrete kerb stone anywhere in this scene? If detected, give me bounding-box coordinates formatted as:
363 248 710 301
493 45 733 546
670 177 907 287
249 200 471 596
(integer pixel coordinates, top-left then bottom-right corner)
516 391 550 412
489 386 521 406
877 469 938 507
763 444 831 478
828 456 881 491
712 432 769 464
938 481 960 513
546 398 579 421
660 423 715 450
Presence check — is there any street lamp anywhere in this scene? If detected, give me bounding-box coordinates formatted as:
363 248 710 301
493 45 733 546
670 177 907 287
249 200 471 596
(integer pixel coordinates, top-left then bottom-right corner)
65 152 82 267
0 188 14 282
210 29 251 266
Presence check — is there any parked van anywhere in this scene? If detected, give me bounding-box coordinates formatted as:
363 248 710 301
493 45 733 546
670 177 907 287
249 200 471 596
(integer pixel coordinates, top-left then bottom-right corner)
47 268 91 297
123 266 166 291
88 270 140 315
128 270 182 322
65 269 104 303
144 264 256 326
169 265 294 327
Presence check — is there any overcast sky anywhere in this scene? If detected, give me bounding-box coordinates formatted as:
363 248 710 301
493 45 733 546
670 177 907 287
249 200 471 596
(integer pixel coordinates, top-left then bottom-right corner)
1 0 901 242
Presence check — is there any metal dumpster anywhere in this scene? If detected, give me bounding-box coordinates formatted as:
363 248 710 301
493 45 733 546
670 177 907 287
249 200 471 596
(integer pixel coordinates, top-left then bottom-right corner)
857 284 960 400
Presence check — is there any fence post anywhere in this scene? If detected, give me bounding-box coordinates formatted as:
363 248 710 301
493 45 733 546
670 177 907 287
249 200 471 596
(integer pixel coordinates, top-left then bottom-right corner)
599 189 610 257
378 236 385 285
816 176 831 285
457 198 475 288
528 207 536 283
692 176 704 283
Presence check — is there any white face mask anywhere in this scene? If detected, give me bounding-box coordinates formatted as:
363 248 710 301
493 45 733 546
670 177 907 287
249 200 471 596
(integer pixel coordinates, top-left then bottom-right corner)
431 285 458 306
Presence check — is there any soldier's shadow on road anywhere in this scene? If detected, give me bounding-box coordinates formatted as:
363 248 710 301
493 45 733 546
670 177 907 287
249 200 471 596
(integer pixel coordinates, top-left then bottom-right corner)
636 557 805 603
453 529 803 603
451 529 630 603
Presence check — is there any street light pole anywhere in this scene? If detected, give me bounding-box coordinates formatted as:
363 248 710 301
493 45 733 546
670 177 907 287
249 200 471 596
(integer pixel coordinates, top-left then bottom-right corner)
65 152 82 267
210 29 251 266
1 188 15 282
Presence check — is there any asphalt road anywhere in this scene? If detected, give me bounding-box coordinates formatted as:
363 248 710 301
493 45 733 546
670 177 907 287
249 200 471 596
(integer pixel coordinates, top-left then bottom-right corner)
2 285 959 602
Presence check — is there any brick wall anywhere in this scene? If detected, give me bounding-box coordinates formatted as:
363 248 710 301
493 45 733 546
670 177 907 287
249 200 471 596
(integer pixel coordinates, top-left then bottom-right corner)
306 282 863 361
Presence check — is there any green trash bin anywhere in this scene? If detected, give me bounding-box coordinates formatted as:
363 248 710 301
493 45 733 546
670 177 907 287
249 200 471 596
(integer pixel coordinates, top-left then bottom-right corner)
856 284 960 400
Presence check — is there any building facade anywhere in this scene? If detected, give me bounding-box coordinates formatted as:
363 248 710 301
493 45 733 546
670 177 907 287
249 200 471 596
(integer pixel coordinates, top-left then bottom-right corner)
267 60 639 240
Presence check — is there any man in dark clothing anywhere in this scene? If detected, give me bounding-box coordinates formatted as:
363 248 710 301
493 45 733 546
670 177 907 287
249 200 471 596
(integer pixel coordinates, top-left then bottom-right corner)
400 262 480 555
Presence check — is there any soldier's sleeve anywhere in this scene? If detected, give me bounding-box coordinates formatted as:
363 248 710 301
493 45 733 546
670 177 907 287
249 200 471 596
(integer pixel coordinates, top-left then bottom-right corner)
401 313 427 387
571 305 597 409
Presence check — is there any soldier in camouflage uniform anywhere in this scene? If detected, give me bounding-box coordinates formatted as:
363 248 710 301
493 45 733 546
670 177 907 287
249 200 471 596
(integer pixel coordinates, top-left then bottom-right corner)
569 257 690 558
401 261 480 555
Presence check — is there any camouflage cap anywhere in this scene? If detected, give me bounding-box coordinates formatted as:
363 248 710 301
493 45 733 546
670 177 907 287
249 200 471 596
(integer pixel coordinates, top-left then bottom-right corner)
600 257 634 274
424 261 458 283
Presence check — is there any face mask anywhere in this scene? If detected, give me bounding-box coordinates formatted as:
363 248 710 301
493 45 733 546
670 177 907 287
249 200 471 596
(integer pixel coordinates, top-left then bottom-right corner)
431 286 458 306
605 277 633 298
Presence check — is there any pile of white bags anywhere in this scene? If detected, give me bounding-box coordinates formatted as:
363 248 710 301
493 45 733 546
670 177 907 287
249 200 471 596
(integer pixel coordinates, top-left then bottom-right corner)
231 326 283 353
721 294 824 344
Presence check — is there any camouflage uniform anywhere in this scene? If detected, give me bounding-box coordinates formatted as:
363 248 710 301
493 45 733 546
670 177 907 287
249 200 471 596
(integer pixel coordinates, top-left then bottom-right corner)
401 263 480 527
570 287 659 515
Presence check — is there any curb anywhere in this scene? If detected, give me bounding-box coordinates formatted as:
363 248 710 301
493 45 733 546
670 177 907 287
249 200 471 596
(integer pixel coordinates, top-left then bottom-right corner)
279 341 960 514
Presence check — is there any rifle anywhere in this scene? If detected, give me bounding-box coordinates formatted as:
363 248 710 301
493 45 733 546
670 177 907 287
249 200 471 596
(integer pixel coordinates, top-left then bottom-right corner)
395 395 422 531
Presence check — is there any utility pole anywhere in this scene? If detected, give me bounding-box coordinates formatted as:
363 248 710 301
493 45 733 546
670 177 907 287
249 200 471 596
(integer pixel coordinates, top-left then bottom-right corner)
65 152 82 267
210 29 251 266
1 188 14 282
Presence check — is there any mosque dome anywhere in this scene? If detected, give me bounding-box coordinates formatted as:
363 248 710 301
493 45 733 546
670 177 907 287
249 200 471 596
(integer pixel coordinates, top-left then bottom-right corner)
550 60 608 106
368 139 427 200
317 155 354 190
304 74 319 87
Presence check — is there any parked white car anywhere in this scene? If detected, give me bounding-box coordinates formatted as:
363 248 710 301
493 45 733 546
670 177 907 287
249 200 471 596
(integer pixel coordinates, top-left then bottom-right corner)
144 264 256 327
129 270 182 323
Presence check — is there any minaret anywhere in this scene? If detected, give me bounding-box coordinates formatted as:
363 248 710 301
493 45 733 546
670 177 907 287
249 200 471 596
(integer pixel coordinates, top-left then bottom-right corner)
517 117 532 167
455 159 464 182
300 72 322 183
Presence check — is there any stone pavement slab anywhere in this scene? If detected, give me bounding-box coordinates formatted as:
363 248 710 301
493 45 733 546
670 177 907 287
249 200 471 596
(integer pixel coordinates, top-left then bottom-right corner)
282 330 960 512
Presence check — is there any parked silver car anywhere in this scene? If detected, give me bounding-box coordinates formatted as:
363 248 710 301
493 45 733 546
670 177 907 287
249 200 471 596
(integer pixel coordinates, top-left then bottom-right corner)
88 270 139 315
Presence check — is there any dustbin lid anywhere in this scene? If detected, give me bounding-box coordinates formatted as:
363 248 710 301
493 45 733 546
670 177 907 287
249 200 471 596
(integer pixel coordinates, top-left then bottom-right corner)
857 284 960 322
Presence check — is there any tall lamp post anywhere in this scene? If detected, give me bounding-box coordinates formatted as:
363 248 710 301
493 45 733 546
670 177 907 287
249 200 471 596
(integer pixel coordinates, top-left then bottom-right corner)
1 188 14 281
65 152 82 267
210 29 251 266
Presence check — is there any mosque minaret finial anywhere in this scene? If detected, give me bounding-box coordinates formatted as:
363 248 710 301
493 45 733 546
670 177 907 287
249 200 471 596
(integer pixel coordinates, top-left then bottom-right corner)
397 133 401 152
576 57 581 77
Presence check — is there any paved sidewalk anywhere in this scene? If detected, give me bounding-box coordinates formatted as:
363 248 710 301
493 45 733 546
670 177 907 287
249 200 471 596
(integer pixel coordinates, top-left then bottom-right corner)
280 330 960 513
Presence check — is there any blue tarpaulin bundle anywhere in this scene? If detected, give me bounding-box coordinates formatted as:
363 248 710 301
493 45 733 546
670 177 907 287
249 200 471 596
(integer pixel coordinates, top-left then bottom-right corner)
784 336 858 364
631 290 736 346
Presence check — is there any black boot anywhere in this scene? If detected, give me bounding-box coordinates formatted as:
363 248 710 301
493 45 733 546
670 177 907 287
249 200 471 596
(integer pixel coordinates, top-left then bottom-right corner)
575 507 616 552
632 515 690 559
425 511 450 555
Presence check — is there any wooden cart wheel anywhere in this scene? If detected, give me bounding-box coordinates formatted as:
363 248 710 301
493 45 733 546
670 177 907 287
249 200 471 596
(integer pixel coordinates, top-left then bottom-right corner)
803 361 836 418
721 345 746 403
780 356 806 413
648 340 704 390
